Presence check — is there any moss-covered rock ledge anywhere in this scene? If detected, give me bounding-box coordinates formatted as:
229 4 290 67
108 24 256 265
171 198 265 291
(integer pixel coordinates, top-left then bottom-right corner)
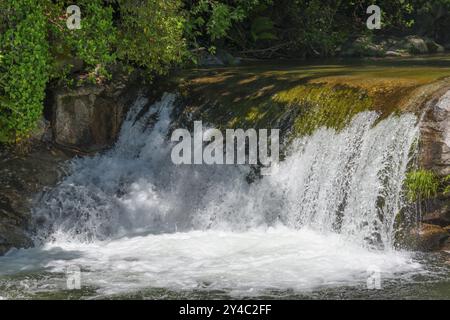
173 55 450 250
175 55 450 132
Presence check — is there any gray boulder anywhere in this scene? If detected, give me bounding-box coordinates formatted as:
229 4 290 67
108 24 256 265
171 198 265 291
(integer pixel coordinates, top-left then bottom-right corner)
51 67 142 152
406 36 429 54
425 39 445 53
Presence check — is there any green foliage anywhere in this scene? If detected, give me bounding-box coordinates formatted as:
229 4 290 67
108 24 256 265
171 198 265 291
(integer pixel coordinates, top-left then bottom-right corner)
0 0 49 142
117 0 186 75
1 0 449 144
250 17 277 42
45 0 117 82
443 175 450 196
182 0 441 58
301 0 347 56
184 0 265 51
414 0 450 43
0 0 187 143
405 170 439 202
273 85 373 136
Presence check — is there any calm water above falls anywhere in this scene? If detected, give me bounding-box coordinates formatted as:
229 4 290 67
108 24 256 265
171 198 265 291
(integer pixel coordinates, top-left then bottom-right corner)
0 93 449 299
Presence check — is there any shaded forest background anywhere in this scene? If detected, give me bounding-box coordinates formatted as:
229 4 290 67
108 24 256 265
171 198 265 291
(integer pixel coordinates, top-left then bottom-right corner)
1 0 450 142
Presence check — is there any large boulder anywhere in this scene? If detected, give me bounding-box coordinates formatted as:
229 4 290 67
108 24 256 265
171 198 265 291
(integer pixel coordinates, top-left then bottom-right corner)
51 68 142 152
339 36 443 58
406 36 429 54
417 88 450 250
340 36 385 57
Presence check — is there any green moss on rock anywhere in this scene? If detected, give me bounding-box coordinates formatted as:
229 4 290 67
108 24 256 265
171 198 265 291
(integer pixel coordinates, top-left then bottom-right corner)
273 84 373 136
176 55 450 140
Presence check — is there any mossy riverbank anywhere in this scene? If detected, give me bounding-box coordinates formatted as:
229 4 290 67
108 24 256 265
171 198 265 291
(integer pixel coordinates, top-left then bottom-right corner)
174 55 450 137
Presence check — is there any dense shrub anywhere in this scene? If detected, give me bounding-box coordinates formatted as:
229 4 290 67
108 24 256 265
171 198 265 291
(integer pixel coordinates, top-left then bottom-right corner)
405 170 439 202
0 0 186 142
0 0 49 142
45 0 117 82
117 0 186 75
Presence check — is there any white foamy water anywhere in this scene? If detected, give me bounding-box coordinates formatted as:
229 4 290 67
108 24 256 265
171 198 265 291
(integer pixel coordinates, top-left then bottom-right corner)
0 93 423 297
0 227 421 297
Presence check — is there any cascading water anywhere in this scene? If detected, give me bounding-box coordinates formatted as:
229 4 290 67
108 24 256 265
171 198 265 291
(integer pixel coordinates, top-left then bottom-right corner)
0 93 425 298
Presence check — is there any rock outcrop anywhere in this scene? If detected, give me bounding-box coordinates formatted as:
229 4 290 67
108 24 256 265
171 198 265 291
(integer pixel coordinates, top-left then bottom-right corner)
406 223 450 251
0 67 148 255
416 88 450 250
50 67 143 153
419 90 450 177
340 35 447 58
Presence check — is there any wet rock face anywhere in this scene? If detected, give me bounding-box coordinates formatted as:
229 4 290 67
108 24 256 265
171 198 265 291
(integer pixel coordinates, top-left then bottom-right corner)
0 143 72 255
0 69 153 255
423 197 450 227
52 86 123 152
420 90 450 176
417 89 450 251
51 68 143 152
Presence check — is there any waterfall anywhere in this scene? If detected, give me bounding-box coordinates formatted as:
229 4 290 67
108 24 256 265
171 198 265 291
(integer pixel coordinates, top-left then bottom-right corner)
33 93 418 249
6 92 421 297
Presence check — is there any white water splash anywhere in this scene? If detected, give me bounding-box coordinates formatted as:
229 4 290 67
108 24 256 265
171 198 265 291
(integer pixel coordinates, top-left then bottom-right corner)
2 93 422 296
0 227 421 298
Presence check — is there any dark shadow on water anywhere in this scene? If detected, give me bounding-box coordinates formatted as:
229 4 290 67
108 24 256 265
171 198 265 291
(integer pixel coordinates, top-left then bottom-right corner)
0 246 85 275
